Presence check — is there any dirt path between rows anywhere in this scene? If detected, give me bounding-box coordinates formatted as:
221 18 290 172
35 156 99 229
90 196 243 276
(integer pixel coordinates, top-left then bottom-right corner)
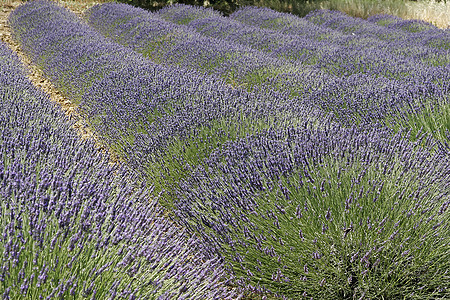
0 1 116 160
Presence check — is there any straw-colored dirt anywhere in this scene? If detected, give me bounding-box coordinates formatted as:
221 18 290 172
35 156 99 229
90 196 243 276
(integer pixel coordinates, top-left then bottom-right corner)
319 0 450 28
405 0 450 29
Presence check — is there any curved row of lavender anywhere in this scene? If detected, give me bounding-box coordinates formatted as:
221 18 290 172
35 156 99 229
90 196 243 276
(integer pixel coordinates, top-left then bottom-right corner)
0 41 237 299
85 3 450 142
84 3 338 103
302 10 450 65
9 1 328 197
157 4 338 62
306 10 450 49
174 125 449 299
157 3 332 41
83 3 450 298
231 6 450 51
7 1 450 299
235 7 450 76
367 14 450 50
84 2 299 87
159 4 449 78
368 14 439 34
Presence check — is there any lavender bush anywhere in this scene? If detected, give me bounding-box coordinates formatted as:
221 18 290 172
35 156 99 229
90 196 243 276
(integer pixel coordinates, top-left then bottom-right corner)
7 1 450 299
175 125 450 299
303 9 450 57
86 3 450 142
368 15 436 33
156 3 340 56
84 3 291 87
152 3 222 25
366 14 403 27
201 5 450 141
367 14 450 50
84 4 450 298
84 2 343 115
228 6 449 66
0 41 237 299
9 0 328 198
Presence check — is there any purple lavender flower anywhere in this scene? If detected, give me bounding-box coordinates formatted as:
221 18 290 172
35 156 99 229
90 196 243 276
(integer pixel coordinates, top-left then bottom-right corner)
0 34 235 299
7 1 450 299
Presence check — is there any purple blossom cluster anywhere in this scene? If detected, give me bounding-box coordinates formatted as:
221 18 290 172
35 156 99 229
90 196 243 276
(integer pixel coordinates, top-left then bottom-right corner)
7 1 450 299
174 125 449 298
87 3 450 134
228 6 449 66
367 14 450 50
0 40 237 299
9 1 328 192
85 2 290 86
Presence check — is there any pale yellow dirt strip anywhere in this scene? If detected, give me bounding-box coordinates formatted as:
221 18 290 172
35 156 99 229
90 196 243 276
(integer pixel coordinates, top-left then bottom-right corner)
0 0 118 162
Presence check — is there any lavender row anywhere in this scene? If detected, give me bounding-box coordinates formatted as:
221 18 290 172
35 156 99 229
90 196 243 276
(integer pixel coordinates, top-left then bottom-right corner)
85 1 346 111
367 14 437 33
84 2 292 87
9 1 328 199
7 2 450 298
158 4 332 40
88 2 449 90
228 6 449 66
74 5 450 295
174 124 450 299
306 9 450 49
303 10 450 63
158 4 336 62
0 40 236 299
157 4 343 57
367 14 450 50
85 3 450 141
231 6 450 52
161 4 449 72
303 9 414 41
157 4 450 141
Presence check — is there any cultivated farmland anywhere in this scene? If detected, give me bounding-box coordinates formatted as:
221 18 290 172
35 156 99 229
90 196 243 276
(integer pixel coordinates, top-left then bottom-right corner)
2 0 449 299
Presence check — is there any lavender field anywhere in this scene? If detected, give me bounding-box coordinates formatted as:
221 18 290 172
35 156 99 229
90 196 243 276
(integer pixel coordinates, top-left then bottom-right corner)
3 0 450 299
